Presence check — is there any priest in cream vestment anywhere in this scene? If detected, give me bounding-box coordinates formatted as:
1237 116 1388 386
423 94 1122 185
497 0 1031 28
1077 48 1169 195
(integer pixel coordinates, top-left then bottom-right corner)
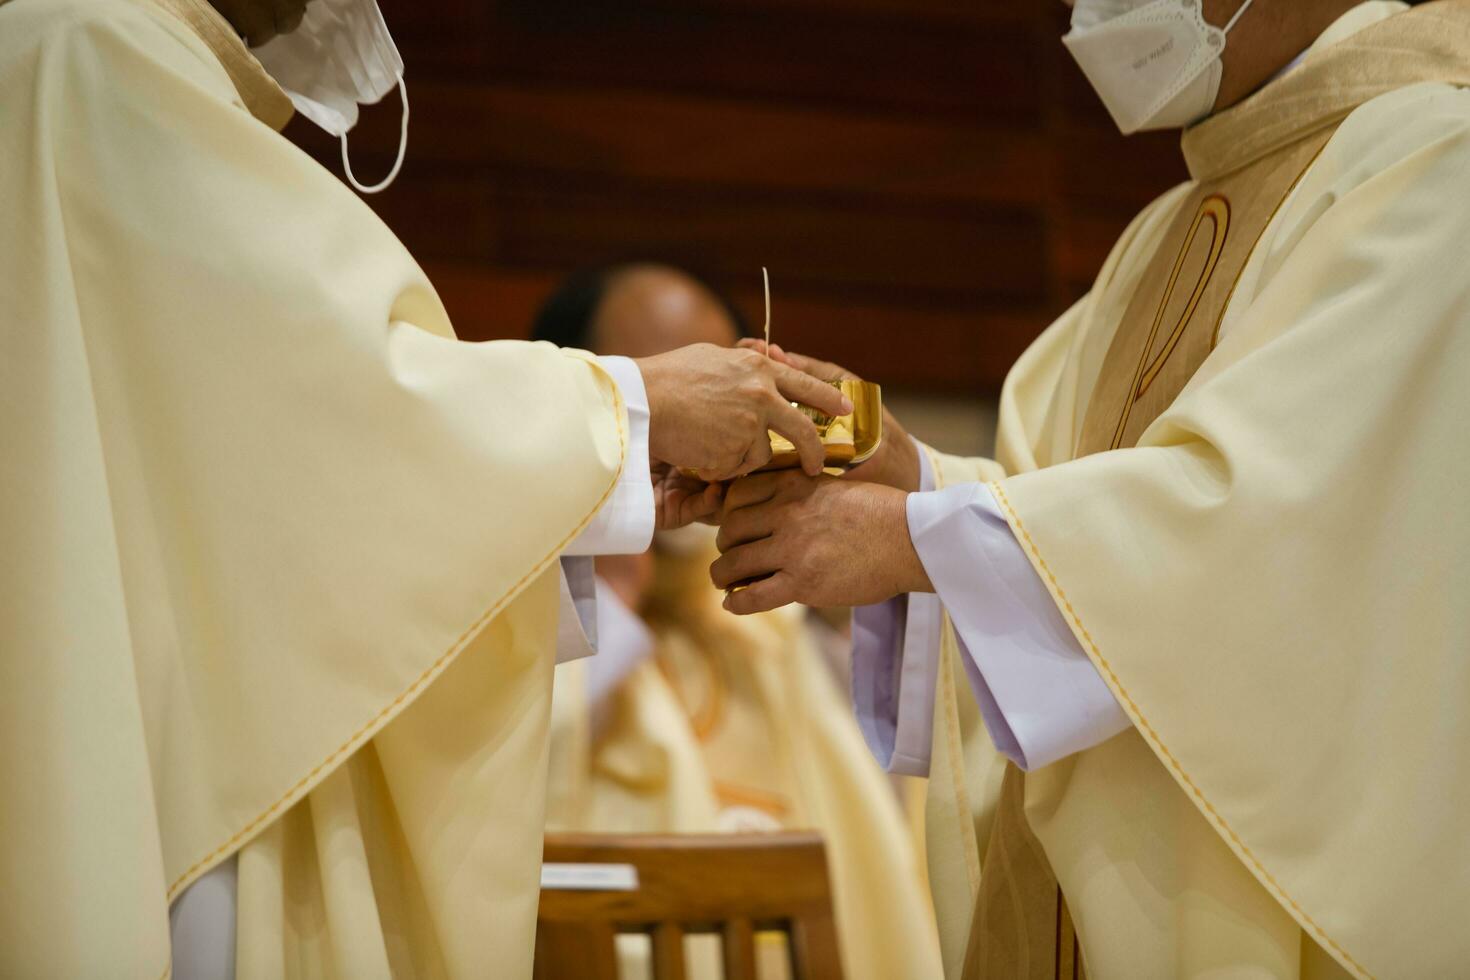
0 0 854 976
532 264 945 980
714 2 1470 978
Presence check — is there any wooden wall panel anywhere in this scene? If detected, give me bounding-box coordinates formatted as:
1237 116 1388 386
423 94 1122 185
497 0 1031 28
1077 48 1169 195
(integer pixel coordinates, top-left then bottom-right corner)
287 0 1188 393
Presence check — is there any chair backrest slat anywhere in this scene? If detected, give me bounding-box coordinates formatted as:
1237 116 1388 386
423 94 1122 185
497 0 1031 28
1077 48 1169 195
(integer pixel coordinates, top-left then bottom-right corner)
721 917 758 980
652 922 689 980
535 832 843 980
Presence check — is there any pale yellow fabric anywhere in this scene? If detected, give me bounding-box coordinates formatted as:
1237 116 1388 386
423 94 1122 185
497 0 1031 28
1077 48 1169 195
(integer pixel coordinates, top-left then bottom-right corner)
547 552 945 980
916 447 1007 980
922 3 1470 978
0 1 627 976
148 0 294 129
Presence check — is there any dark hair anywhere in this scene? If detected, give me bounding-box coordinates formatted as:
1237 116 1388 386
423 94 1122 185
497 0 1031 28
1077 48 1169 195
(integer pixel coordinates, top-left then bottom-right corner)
530 263 750 351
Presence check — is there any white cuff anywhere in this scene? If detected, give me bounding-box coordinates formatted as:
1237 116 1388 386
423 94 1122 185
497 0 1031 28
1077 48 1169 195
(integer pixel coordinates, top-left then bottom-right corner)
907 482 1130 771
584 578 657 734
565 355 654 556
555 556 600 665
850 447 941 776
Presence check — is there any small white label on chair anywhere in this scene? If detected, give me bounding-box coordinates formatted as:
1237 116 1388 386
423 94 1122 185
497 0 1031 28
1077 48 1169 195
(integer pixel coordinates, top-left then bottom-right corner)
541 863 640 891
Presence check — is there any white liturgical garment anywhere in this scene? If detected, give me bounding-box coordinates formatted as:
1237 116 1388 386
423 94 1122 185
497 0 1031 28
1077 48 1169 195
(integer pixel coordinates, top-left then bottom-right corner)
852 447 1129 775
170 357 655 980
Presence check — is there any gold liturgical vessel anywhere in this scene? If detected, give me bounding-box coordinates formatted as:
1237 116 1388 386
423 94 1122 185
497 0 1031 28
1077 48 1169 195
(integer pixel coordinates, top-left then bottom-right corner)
760 376 883 474
754 267 883 473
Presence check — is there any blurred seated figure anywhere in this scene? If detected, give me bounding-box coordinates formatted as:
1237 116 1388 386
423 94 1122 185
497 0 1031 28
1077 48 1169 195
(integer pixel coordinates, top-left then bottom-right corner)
533 264 942 980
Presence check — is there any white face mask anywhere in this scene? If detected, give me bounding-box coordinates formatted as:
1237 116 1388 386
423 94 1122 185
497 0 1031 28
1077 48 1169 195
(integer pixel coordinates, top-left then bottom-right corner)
252 0 409 194
1062 0 1255 134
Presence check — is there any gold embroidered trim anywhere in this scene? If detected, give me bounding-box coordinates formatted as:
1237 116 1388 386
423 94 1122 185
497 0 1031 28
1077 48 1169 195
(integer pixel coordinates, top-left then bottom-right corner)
986 481 1373 980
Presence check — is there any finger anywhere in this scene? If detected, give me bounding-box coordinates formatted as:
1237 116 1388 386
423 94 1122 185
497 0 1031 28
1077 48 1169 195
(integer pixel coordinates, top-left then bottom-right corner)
696 456 745 482
736 338 800 367
696 482 726 525
766 399 827 477
771 363 852 417
741 342 850 382
778 350 853 383
721 471 786 516
655 484 689 531
715 504 775 552
730 429 773 478
723 571 799 615
709 538 781 591
681 482 724 527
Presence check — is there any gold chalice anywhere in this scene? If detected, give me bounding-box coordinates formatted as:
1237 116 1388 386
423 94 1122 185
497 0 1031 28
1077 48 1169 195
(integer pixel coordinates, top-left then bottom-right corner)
758 378 883 474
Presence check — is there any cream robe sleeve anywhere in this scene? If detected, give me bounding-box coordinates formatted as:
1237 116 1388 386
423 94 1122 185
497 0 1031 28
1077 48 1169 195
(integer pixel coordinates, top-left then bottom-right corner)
993 84 1470 978
0 2 627 975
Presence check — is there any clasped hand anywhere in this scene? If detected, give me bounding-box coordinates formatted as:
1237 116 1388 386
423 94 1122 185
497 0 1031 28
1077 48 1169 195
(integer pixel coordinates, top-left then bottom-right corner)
709 469 931 615
637 343 852 529
641 341 931 613
701 343 932 615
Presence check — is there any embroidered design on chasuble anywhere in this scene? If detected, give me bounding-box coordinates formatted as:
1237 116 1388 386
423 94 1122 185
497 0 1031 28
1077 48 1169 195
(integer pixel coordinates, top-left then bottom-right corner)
960 123 1340 980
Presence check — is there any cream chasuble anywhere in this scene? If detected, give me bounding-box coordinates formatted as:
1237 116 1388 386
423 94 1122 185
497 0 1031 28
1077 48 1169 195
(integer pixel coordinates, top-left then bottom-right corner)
919 3 1470 979
0 1 630 977
546 550 945 980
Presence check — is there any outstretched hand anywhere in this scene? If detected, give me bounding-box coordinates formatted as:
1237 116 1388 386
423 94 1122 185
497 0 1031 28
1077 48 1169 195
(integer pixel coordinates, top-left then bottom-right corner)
710 469 932 615
636 344 852 481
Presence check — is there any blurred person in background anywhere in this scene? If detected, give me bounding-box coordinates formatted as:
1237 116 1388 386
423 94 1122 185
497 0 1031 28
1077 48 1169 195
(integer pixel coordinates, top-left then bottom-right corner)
714 1 1470 977
534 263 944 980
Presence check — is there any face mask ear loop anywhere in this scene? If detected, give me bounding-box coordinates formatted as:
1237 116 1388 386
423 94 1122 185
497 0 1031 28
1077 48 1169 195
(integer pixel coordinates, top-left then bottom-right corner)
1221 0 1255 36
342 76 409 195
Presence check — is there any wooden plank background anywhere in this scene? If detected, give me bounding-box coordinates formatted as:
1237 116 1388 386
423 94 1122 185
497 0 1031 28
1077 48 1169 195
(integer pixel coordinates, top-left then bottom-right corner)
284 0 1186 394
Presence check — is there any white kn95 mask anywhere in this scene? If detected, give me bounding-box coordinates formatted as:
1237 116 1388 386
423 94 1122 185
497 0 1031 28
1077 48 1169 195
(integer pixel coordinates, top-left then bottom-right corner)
1063 0 1256 134
253 0 409 194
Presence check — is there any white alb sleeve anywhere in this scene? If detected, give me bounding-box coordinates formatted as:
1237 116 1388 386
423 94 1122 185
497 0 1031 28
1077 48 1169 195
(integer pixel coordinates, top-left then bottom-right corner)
583 578 657 736
906 482 1131 771
850 450 944 777
555 557 599 664
564 355 654 557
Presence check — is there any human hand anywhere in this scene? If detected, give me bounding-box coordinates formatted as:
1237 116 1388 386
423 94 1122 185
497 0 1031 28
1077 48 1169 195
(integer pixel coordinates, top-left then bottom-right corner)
652 461 725 530
710 469 932 615
636 344 852 481
736 340 921 493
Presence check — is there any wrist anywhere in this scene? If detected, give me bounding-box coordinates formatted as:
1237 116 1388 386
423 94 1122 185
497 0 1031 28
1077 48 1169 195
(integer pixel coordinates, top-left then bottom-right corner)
851 414 920 492
633 353 672 461
876 487 933 596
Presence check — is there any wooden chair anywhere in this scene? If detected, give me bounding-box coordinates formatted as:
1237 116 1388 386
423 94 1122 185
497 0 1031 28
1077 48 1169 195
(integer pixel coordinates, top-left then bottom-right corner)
535 831 844 980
